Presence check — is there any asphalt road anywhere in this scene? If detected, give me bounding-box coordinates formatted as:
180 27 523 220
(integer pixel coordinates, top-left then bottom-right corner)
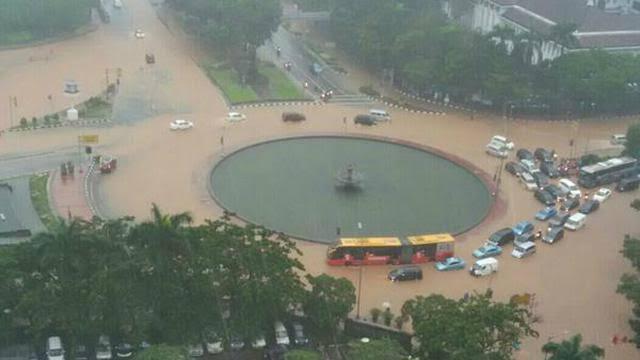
0 147 79 179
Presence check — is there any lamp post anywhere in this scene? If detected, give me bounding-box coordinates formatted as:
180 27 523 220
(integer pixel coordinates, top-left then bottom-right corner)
355 221 364 319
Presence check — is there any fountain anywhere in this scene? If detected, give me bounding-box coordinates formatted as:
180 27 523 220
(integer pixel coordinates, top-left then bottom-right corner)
335 164 364 190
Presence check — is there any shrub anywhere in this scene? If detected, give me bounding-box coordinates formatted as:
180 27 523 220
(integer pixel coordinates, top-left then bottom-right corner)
370 308 382 323
382 308 394 326
31 117 37 127
20 117 27 128
359 85 380 97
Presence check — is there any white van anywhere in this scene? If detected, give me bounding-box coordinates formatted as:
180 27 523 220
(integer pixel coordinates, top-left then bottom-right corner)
558 178 581 198
611 134 627 145
469 257 499 277
369 109 390 121
520 172 538 191
490 135 514 150
274 321 290 346
564 213 586 231
511 241 536 259
46 336 65 360
486 142 508 158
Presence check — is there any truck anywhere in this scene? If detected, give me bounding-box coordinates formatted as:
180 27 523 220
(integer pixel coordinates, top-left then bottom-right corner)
469 257 498 277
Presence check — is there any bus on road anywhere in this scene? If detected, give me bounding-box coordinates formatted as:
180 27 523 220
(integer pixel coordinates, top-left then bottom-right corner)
578 156 638 188
326 234 454 266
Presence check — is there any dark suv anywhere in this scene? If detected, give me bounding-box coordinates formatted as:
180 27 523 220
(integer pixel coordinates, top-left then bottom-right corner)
354 114 377 126
534 188 556 206
487 228 516 246
540 161 560 178
388 266 423 282
534 148 554 163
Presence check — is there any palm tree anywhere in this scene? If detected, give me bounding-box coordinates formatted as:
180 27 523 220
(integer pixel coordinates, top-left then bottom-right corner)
548 23 579 55
542 334 605 360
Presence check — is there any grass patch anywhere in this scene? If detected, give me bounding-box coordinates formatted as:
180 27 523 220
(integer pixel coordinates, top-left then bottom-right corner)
203 64 259 103
29 173 59 230
0 31 34 46
258 64 304 100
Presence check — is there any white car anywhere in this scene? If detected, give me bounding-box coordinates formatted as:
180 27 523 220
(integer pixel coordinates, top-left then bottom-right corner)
134 29 145 39
187 344 204 357
251 334 266 349
96 336 112 360
226 112 246 122
592 188 612 203
170 119 194 130
490 135 514 150
205 334 223 354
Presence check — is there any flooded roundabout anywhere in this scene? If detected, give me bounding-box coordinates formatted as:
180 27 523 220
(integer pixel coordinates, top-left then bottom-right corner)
209 135 494 243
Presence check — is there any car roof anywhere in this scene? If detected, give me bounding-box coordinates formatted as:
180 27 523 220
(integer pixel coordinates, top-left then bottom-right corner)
476 257 498 265
516 241 535 248
569 213 586 220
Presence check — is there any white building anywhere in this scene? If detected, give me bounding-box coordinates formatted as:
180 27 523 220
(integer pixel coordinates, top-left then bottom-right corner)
456 0 640 61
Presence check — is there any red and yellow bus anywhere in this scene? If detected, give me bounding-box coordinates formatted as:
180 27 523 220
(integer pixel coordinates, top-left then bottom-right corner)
326 233 455 266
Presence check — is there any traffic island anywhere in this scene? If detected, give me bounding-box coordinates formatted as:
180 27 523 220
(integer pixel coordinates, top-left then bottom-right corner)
0 177 46 243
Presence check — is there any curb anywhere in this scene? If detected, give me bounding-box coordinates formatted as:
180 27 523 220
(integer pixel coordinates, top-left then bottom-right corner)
2 118 112 134
84 159 101 219
45 170 60 219
229 100 324 110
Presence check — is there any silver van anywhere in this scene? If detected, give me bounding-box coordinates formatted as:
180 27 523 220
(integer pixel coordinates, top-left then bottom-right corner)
369 109 391 121
46 336 65 360
511 241 536 259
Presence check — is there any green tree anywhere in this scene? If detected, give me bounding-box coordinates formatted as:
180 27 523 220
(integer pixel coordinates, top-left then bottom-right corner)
541 334 604 360
303 274 355 343
406 293 538 360
625 123 640 159
617 199 640 345
346 338 407 360
548 23 579 54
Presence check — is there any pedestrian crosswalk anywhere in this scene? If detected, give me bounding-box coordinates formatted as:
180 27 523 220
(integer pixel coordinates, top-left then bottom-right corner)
327 94 374 106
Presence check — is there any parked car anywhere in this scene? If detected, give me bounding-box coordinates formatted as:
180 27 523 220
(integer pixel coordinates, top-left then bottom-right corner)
291 322 309 346
469 257 499 277
579 199 600 214
187 344 204 358
511 241 536 259
96 336 112 360
486 142 508 158
515 231 539 245
516 148 534 161
354 114 377 126
559 178 582 198
75 345 89 360
226 112 246 122
388 266 423 281
282 112 305 122
520 172 538 191
134 29 145 39
169 119 194 130
534 188 556 206
616 176 640 192
505 161 524 176
611 134 627 145
512 221 534 236
533 172 550 188
490 135 514 150
46 336 65 360
542 226 565 244
561 196 580 211
519 159 538 174
540 161 560 178
435 257 466 271
592 188 612 203
115 343 134 359
264 345 288 360
274 321 290 346
549 212 571 228
205 333 223 354
564 213 587 231
544 184 566 199
487 228 516 246
472 243 502 259
230 336 245 351
251 334 267 349
534 148 554 163
535 207 558 221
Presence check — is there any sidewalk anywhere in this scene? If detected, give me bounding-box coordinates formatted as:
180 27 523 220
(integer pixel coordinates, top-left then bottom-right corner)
49 166 94 221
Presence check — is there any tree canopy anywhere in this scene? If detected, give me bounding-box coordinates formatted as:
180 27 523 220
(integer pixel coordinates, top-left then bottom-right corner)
404 293 538 360
0 206 317 349
618 199 640 345
346 338 407 360
303 274 356 343
625 123 640 159
541 334 604 360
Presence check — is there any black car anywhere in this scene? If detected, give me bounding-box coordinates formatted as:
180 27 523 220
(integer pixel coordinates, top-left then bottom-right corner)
542 226 564 244
549 212 571 227
534 148 554 163
388 266 423 281
540 161 560 178
534 189 556 206
115 343 134 359
145 53 155 64
505 161 524 176
515 231 540 244
532 172 550 188
354 114 377 126
264 345 288 360
516 148 534 161
561 196 580 211
544 184 566 199
579 199 600 214
291 322 309 346
488 227 516 246
75 345 90 360
616 176 640 192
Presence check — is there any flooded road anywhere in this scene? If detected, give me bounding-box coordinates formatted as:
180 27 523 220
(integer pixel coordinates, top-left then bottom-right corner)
1 0 639 358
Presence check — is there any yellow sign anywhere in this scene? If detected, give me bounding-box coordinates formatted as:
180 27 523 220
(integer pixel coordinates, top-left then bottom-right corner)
78 135 99 144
